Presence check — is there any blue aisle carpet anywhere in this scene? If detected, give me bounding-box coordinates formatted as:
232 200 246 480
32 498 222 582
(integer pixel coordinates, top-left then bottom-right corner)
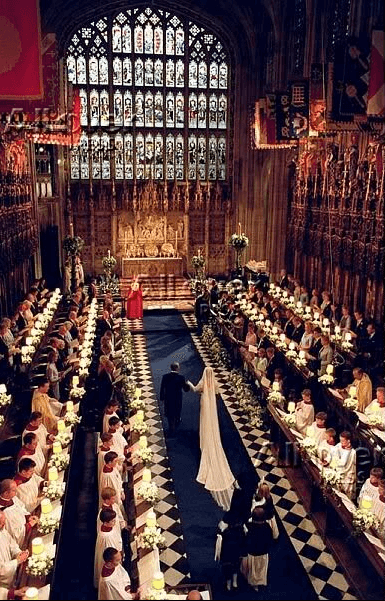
143 312 317 600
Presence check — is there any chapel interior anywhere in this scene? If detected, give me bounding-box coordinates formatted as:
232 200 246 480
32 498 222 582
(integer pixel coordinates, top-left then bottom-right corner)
0 0 384 600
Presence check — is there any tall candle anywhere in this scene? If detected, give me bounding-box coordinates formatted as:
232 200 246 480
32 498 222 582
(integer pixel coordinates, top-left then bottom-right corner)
288 401 296 413
136 410 144 423
41 498 52 514
238 222 241 235
53 441 62 454
69 222 74 237
135 388 141 398
142 467 151 482
139 435 147 449
108 249 111 258
66 401 74 412
349 386 357 398
25 588 39 600
72 375 79 387
57 419 65 432
32 538 44 555
48 466 58 481
146 509 157 527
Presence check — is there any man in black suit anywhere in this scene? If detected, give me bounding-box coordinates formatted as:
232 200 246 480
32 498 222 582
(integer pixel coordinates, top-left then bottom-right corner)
160 362 190 436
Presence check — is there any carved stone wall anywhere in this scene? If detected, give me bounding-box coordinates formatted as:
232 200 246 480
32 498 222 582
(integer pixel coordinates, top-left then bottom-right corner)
287 134 384 322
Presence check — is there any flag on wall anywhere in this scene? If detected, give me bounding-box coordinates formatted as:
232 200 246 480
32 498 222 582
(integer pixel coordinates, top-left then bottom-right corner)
276 91 291 140
0 0 43 99
289 81 309 138
367 30 385 116
332 36 370 119
309 63 327 133
265 94 277 144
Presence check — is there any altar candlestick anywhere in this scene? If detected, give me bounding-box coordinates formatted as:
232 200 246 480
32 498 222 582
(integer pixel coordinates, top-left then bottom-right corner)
175 231 178 257
69 222 74 237
107 249 111 258
238 222 241 235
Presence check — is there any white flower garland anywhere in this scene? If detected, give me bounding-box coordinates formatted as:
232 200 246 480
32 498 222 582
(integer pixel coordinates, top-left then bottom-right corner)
0 393 12 408
145 588 168 600
352 509 380 534
65 412 81 426
322 467 343 488
69 387 86 399
132 420 149 435
299 437 318 456
48 453 69 472
42 481 65 501
39 514 60 535
283 413 296 427
54 431 72 447
135 447 154 465
343 397 358 410
319 374 335 385
367 414 384 428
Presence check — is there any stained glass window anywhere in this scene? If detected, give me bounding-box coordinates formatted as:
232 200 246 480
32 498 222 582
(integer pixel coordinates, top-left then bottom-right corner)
67 7 229 181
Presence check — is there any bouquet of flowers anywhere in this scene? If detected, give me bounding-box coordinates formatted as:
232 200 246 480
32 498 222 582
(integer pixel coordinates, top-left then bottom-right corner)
38 515 60 535
48 453 70 472
283 413 296 427
322 467 342 488
131 397 146 411
63 235 84 256
319 374 335 385
54 431 72 447
42 481 65 501
299 437 318 456
138 526 166 550
135 447 154 465
294 356 307 368
343 397 358 410
367 414 384 429
285 349 298 359
352 509 379 535
267 390 284 406
191 255 205 269
70 387 86 399
229 233 249 250
26 553 54 577
137 481 159 504
0 391 11 408
145 588 168 600
102 255 117 271
65 412 81 427
341 340 353 351
132 420 149 435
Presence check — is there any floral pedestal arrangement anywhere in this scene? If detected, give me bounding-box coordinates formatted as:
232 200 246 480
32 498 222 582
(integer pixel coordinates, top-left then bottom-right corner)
229 227 249 271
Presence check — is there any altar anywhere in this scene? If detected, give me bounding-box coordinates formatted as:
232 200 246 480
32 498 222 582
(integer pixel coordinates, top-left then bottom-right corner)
122 257 183 278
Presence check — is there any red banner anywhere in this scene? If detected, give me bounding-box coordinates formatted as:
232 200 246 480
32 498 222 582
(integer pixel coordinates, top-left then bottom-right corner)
0 0 43 99
367 30 385 116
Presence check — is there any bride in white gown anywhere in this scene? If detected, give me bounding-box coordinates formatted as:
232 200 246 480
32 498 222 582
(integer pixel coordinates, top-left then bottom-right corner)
189 366 235 510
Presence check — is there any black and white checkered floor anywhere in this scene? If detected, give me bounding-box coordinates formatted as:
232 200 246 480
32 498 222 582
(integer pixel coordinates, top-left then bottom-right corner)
181 313 358 601
131 333 191 587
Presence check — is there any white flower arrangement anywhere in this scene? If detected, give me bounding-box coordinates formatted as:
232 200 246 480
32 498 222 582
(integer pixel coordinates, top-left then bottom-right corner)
285 349 298 359
22 355 33 364
352 509 380 534
65 412 81 426
137 481 159 504
275 340 287 350
341 340 353 351
43 481 65 500
0 393 12 408
267 390 284 406
26 553 54 577
367 414 384 429
131 397 146 411
39 514 60 535
135 447 154 465
48 453 70 472
132 420 149 435
319 374 335 385
138 526 166 550
283 413 296 427
322 467 343 488
70 386 86 398
343 397 358 410
145 588 168 600
294 356 307 368
299 437 318 456
54 431 72 447
79 367 89 377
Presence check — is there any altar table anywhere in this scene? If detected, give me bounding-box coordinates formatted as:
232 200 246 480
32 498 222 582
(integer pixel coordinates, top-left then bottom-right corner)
122 257 183 278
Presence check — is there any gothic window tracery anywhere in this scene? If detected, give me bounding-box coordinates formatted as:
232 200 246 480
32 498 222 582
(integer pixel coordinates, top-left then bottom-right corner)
67 7 229 181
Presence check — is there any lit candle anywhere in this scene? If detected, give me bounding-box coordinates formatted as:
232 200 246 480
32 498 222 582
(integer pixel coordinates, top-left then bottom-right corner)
107 249 111 258
258 313 264 321
272 326 278 334
289 296 294 303
314 312 320 320
299 350 306 359
349 386 357 398
280 333 286 343
326 364 334 375
32 537 44 555
175 231 178 256
335 326 341 335
139 435 147 449
345 332 352 342
152 571 165 590
136 410 144 423
305 306 311 314
323 318 329 327
25 588 39 600
296 301 302 309
72 375 79 387
135 388 141 398
272 382 280 392
289 342 296 351
238 222 241 235
265 319 271 328
69 222 74 237
288 401 296 413
57 419 65 432
361 495 373 512
146 509 157 527
26 337 33 346
48 466 58 481
52 441 62 454
66 401 74 412
41 498 52 514
0 384 7 394
142 467 151 482
283 291 288 298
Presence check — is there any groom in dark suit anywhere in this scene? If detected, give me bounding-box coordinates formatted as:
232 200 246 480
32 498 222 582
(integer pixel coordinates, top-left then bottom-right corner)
160 362 190 436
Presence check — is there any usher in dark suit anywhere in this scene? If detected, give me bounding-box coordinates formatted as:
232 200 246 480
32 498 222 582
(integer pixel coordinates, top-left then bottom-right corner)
160 369 190 434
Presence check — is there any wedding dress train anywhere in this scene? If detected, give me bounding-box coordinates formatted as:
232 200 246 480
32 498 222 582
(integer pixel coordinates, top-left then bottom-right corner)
190 366 235 510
